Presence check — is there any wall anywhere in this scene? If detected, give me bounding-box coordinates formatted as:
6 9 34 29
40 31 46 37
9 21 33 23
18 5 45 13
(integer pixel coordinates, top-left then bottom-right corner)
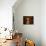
0 0 46 46
13 0 41 46
41 0 46 46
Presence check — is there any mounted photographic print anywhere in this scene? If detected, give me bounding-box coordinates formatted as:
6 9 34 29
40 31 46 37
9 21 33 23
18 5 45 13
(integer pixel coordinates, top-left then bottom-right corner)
23 16 34 25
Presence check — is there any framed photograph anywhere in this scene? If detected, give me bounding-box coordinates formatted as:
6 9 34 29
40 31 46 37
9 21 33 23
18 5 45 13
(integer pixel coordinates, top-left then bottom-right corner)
23 16 34 25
